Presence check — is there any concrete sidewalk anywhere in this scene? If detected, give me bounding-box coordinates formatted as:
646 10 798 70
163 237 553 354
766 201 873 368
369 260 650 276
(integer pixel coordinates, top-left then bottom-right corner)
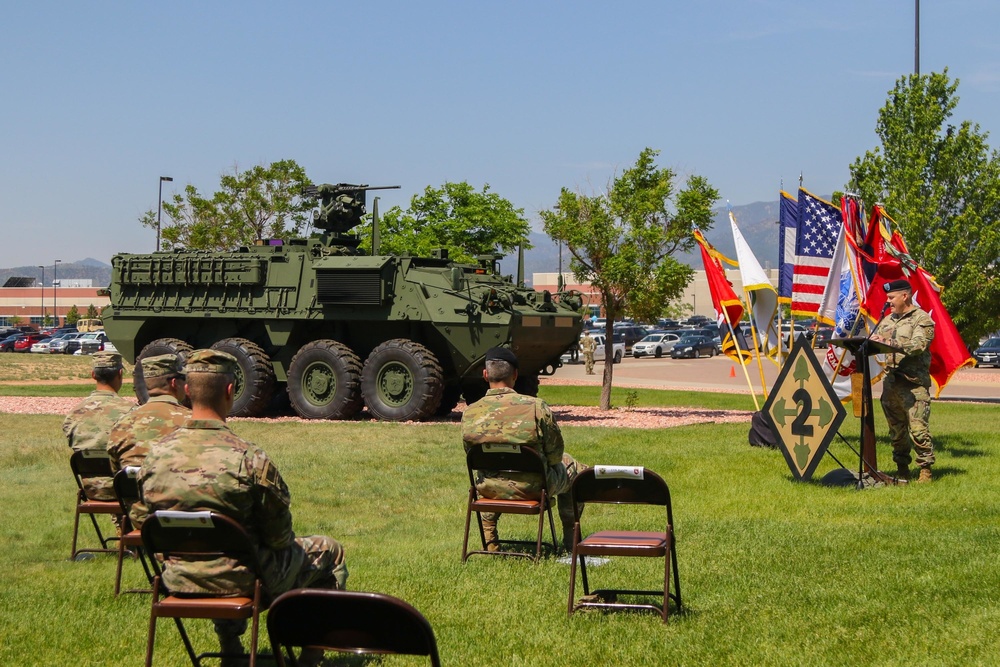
546 354 1000 403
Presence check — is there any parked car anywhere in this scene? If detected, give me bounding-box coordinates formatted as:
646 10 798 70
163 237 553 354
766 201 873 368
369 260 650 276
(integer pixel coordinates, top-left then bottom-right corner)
49 332 81 354
632 332 681 358
812 326 834 348
973 337 1000 368
592 333 625 364
0 334 24 352
613 325 650 351
670 335 718 359
780 324 812 347
14 333 47 352
30 337 58 353
76 331 109 354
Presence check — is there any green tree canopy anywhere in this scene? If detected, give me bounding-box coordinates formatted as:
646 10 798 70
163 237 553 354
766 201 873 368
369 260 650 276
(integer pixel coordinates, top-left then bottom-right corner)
85 304 99 319
141 159 314 251
356 181 531 263
541 148 719 408
65 304 80 325
850 70 1000 343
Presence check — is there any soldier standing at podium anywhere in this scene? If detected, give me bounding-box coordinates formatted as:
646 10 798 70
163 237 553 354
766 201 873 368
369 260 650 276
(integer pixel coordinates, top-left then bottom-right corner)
871 279 936 483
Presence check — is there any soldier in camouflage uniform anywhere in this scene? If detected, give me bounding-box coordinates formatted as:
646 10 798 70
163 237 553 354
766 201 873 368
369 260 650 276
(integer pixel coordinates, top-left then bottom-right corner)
63 351 134 507
107 353 190 474
581 334 597 375
130 349 346 667
461 347 586 552
872 279 936 483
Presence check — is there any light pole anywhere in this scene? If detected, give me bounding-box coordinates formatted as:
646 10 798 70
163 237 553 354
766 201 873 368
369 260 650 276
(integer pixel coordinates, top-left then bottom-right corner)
157 176 173 251
37 265 45 326
53 259 61 326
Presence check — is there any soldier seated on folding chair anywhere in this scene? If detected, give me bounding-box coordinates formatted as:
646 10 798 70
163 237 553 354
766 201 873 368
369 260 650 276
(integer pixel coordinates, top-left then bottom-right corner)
63 351 135 531
130 350 348 667
461 347 587 552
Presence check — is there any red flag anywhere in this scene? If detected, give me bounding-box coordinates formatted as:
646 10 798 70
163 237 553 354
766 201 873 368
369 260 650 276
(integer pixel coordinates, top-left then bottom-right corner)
861 208 973 396
694 230 743 327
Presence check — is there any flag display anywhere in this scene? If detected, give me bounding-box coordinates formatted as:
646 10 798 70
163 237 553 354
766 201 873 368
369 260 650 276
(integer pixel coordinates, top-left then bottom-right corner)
694 230 747 363
729 211 779 357
860 206 974 397
778 191 798 304
791 189 842 317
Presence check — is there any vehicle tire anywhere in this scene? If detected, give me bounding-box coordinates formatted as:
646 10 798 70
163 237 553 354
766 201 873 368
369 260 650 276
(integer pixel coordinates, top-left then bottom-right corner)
614 350 623 364
514 373 540 397
709 348 716 357
361 339 444 421
287 340 364 420
435 384 463 416
654 348 662 358
210 338 276 418
133 338 194 404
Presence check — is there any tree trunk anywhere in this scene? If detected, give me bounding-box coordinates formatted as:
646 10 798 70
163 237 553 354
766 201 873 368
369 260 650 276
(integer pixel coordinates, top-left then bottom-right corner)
600 314 615 410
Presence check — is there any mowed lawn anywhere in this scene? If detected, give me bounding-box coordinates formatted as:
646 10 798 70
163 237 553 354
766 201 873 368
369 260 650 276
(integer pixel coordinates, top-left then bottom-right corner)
0 382 998 666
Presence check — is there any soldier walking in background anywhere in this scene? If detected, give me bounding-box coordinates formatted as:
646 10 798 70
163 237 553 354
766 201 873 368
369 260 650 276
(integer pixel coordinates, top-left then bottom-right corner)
130 350 347 667
581 334 596 375
462 347 586 552
107 353 190 474
872 279 936 483
63 352 134 533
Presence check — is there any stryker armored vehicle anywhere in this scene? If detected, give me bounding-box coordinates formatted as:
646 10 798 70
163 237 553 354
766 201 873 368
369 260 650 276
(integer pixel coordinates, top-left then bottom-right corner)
103 183 583 422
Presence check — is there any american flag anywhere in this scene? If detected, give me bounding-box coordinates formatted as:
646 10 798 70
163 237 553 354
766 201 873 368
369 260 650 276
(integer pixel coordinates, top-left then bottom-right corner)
791 188 842 316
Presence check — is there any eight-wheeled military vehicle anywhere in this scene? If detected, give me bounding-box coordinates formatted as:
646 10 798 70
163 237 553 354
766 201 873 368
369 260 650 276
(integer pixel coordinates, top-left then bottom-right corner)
103 183 583 422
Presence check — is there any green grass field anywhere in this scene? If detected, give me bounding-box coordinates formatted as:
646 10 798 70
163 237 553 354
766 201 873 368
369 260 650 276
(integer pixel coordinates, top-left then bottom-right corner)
0 376 998 665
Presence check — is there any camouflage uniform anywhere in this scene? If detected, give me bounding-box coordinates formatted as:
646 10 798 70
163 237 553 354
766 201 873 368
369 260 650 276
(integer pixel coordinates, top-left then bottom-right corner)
130 418 347 596
462 387 584 526
875 306 935 470
64 391 134 501
107 395 190 472
581 335 596 375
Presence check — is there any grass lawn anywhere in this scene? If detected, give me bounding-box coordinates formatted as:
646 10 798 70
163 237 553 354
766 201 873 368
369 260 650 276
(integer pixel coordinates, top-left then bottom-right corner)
0 378 998 665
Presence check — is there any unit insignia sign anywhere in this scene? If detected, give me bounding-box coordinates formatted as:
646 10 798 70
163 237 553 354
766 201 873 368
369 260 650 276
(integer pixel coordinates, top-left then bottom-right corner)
762 336 846 481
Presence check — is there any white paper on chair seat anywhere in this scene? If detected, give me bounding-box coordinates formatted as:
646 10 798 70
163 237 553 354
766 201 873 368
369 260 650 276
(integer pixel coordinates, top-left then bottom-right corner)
155 510 214 527
483 444 520 453
594 465 644 479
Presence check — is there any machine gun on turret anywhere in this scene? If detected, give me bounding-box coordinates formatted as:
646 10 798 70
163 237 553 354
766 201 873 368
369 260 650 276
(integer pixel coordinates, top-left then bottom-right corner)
303 183 400 234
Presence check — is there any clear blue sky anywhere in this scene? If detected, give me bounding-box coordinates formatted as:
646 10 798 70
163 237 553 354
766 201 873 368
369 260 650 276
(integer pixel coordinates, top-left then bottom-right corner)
2 1 998 270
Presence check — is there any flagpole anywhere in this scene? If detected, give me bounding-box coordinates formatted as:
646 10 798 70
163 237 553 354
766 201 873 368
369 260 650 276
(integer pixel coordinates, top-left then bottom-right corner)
726 314 761 411
742 288 770 400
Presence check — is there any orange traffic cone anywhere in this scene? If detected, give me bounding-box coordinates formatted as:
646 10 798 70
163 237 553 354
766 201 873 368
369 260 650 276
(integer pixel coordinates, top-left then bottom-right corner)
729 366 736 378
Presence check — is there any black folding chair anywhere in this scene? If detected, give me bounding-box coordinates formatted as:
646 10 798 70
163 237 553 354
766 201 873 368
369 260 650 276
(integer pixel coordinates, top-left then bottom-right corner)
69 450 123 560
112 467 153 595
567 466 682 623
141 511 270 667
267 589 441 667
461 443 559 563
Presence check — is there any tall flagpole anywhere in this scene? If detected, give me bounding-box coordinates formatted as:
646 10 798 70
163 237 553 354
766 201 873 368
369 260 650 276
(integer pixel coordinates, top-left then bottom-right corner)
743 288 769 400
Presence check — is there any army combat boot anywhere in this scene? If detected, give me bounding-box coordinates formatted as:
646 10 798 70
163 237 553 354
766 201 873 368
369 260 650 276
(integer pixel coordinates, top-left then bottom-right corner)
917 467 932 484
895 464 911 481
215 620 247 667
482 519 500 552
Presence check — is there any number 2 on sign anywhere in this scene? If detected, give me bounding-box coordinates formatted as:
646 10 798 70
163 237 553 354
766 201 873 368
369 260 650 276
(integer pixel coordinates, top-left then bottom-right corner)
790 388 814 437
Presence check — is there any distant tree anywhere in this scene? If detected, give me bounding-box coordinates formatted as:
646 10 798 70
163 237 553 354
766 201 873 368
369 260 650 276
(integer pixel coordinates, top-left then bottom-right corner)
541 148 719 409
141 160 315 251
10 315 23 326
85 304 99 319
356 181 531 264
850 70 1000 343
43 310 52 327
65 305 80 325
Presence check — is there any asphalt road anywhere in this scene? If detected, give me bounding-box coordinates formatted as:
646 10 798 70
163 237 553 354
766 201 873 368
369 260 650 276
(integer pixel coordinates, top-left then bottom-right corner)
549 350 1000 403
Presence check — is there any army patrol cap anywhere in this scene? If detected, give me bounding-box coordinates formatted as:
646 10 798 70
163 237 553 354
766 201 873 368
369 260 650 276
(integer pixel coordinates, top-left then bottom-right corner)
485 347 519 369
92 351 123 370
883 279 912 293
184 349 237 375
141 353 185 378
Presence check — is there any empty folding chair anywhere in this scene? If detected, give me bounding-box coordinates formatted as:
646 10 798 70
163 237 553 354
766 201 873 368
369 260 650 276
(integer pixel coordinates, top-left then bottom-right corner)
69 450 123 560
267 589 441 667
567 465 682 623
141 511 270 667
461 443 559 563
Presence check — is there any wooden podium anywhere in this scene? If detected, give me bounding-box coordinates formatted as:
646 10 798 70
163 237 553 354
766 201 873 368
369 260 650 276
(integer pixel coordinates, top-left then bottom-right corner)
829 336 903 488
